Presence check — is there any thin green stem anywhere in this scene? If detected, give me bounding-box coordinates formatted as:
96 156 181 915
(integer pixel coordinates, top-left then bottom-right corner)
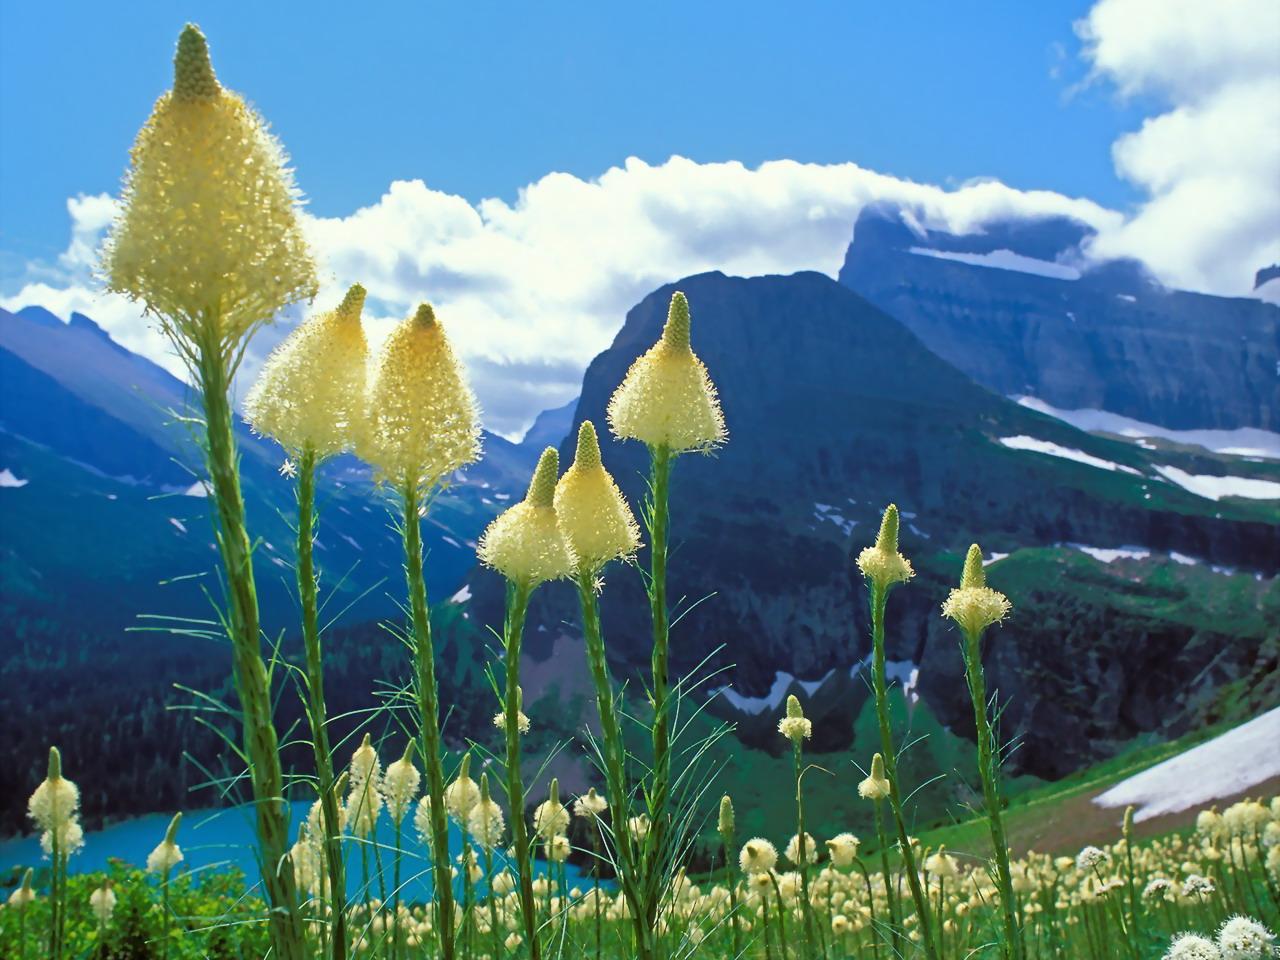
574 575 650 956
793 742 818 958
401 480 457 960
296 447 348 960
641 443 672 960
196 328 305 960
869 583 939 960
501 579 541 960
960 627 1023 960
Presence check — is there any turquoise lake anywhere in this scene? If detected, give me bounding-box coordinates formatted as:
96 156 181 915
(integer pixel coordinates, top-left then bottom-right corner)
0 802 597 899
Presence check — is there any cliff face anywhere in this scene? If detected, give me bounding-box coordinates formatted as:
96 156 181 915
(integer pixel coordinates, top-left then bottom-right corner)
838 207 1280 431
472 269 1278 778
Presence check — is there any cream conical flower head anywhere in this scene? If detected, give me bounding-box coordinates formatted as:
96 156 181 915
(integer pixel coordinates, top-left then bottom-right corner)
858 753 892 801
104 25 317 347
446 753 481 821
718 795 735 839
941 544 1011 637
574 787 608 820
607 291 727 453
856 505 914 591
533 779 570 840
468 774 506 851
478 448 576 587
361 303 482 487
7 869 35 909
554 421 641 575
778 694 812 743
244 284 369 459
382 740 421 826
739 838 778 875
147 813 184 874
28 746 79 833
493 685 531 734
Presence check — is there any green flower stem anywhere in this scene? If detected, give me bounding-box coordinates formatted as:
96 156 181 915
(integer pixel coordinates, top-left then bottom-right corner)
400 480 457 960
959 626 1023 960
853 858 881 960
721 833 741 960
500 580 540 960
641 442 672 955
392 818 404 960
573 575 650 956
48 826 60 960
869 583 939 960
792 741 819 959
483 844 500 960
295 446 348 960
872 800 900 956
196 329 305 960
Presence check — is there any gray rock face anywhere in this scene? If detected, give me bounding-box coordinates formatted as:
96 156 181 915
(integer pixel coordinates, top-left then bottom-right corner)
838 206 1280 430
483 269 1278 779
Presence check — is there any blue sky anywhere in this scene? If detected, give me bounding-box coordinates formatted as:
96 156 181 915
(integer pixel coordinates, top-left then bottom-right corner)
0 1 1146 269
2 0 1276 435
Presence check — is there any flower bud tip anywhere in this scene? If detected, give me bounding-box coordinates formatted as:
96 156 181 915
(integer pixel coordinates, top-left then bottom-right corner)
173 25 218 102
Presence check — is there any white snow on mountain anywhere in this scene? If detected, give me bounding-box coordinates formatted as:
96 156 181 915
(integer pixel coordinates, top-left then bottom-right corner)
1015 396 1280 459
1094 707 1280 822
1155 465 1280 501
998 435 1140 474
908 247 1082 280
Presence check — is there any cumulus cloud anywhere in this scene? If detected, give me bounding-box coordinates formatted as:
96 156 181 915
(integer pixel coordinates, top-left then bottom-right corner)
5 0 1277 436
3 162 1116 437
1076 0 1280 292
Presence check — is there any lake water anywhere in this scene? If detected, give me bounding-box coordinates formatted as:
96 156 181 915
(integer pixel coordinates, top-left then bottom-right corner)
0 801 599 900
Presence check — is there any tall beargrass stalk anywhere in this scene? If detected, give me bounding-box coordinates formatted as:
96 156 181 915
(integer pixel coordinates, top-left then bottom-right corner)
857 504 940 960
102 23 320 958
944 543 1022 960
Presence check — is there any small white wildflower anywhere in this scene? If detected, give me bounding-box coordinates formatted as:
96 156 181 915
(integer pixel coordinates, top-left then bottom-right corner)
1217 915 1275 960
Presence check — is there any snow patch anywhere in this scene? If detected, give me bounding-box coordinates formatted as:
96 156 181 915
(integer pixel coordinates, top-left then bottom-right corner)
1154 465 1280 501
999 435 1140 475
714 670 833 716
450 585 472 604
1094 707 1280 822
1068 543 1151 563
813 502 856 536
984 551 1009 565
1015 396 1280 460
0 468 29 488
168 517 187 534
1169 551 1197 566
908 246 1081 280
340 533 362 552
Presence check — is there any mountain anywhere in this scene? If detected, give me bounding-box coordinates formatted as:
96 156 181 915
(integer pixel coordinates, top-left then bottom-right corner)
463 270 1279 783
838 205 1280 431
520 397 578 451
0 306 544 833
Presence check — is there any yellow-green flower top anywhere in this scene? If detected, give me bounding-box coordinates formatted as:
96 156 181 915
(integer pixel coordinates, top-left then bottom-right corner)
360 303 482 488
777 693 813 742
553 420 641 576
941 543 1012 637
606 291 727 453
718 794 735 838
478 448 577 587
244 283 368 459
856 504 915 591
857 752 892 801
104 24 317 349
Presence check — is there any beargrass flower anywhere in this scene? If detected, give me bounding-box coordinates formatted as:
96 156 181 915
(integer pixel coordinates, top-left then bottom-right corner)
553 420 641 575
924 845 960 879
446 753 481 822
7 869 35 909
1217 916 1275 959
103 24 317 347
478 448 576 586
360 303 481 487
547 835 572 863
942 545 1012 636
382 741 421 827
28 746 79 835
345 734 383 837
826 833 860 868
574 787 608 821
468 777 506 851
786 832 819 865
606 291 726 453
778 694 813 742
857 753 892 801
89 881 116 924
1076 846 1109 872
718 795 735 838
1165 933 1223 960
740 838 779 875
533 780 570 840
244 284 369 458
146 813 184 874
856 505 914 591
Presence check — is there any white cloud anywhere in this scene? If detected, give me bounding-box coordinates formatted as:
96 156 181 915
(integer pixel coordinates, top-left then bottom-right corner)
1077 0 1280 292
3 162 1116 436
5 0 1277 435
